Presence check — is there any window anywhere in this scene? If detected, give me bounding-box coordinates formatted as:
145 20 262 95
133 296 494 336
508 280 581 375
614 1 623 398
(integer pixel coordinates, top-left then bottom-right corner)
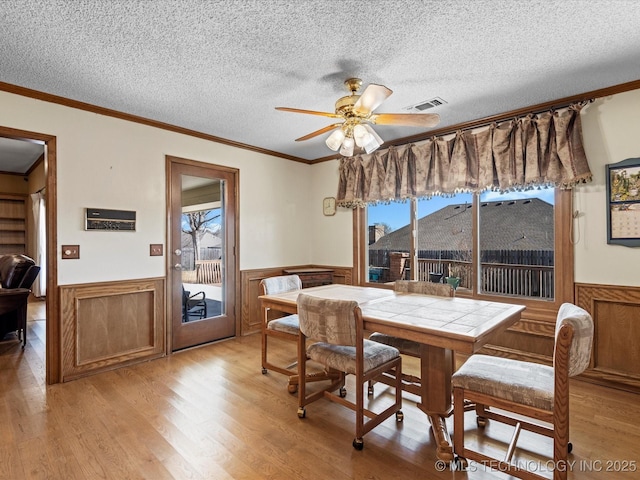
359 188 573 309
366 201 410 283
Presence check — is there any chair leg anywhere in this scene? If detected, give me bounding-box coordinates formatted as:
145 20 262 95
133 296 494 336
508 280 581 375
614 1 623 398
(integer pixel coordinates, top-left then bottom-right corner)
355 367 365 449
475 402 488 427
354 357 403 450
553 414 570 480
19 303 27 349
261 332 269 374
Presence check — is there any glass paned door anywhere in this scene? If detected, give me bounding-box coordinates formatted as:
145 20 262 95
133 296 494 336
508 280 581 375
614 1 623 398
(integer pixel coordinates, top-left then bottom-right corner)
180 175 225 322
169 159 236 351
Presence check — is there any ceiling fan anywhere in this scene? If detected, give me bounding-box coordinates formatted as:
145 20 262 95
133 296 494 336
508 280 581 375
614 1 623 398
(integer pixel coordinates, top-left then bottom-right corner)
276 78 440 156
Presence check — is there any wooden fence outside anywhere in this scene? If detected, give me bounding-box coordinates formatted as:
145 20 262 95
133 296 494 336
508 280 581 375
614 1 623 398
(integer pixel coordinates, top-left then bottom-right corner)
369 249 554 299
181 259 222 285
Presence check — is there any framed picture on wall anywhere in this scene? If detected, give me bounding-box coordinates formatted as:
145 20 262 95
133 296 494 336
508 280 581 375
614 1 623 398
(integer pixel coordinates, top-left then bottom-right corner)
606 157 640 247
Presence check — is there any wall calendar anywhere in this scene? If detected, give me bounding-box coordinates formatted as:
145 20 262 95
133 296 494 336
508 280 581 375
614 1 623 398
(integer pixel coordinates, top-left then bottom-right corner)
606 158 640 247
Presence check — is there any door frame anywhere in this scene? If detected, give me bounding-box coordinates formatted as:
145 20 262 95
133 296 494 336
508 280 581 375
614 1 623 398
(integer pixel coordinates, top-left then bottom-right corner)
0 125 59 384
165 155 240 352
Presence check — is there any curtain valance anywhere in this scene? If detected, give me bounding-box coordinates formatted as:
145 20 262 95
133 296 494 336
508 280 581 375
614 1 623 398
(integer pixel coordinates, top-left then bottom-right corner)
336 103 592 208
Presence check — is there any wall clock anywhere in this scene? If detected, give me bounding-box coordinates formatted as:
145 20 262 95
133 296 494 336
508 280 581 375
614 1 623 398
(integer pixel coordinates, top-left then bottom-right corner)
323 196 336 216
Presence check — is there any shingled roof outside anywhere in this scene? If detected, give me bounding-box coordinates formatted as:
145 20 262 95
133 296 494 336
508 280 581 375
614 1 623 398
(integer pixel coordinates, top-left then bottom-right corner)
369 198 554 253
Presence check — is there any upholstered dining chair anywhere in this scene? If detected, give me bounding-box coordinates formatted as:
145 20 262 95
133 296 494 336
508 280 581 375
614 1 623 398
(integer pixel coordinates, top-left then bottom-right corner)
260 275 334 393
368 280 454 396
452 303 594 480
260 275 302 387
296 293 403 450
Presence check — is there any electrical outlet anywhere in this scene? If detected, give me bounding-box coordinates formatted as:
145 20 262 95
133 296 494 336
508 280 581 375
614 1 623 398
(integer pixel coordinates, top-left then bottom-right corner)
150 244 163 256
62 245 80 259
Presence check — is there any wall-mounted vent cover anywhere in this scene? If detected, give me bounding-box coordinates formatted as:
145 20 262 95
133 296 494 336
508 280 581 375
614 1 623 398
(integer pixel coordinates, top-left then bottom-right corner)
405 97 447 111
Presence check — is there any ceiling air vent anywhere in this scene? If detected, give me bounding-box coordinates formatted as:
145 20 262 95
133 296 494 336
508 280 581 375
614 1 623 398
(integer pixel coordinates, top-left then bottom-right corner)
405 97 447 112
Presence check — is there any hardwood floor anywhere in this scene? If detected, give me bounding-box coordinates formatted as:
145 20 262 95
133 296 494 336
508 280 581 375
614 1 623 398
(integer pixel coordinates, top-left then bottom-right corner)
1 304 639 479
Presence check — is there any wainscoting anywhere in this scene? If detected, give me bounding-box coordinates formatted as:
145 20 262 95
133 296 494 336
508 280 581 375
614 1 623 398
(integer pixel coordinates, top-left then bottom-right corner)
575 283 640 393
59 277 165 382
481 283 640 394
55 274 639 394
479 315 556 363
240 265 353 335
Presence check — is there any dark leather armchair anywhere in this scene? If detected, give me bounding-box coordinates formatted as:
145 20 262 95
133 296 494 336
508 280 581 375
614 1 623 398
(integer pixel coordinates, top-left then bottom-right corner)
0 254 41 347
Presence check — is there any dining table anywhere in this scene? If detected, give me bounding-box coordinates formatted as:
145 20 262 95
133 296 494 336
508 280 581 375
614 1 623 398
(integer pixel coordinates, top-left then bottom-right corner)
259 283 526 461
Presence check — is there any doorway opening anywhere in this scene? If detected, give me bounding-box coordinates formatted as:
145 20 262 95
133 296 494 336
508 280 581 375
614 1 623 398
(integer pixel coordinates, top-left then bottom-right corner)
0 127 59 383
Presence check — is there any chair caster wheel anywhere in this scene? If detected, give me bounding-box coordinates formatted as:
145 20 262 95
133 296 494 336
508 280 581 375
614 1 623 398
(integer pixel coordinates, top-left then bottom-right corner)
352 438 364 450
339 387 347 398
396 410 404 422
297 407 306 418
287 384 298 394
261 368 268 374
568 442 573 453
454 456 468 470
476 416 487 428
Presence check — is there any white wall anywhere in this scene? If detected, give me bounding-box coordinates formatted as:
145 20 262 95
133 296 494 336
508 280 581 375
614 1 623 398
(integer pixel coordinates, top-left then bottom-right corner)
576 89 640 286
4 86 640 288
309 159 353 267
0 91 316 284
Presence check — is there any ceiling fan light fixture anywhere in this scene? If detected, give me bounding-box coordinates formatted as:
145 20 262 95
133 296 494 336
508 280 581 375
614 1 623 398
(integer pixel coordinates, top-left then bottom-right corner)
325 128 346 151
363 123 383 144
362 124 383 154
277 77 440 156
363 136 381 154
339 136 355 156
353 124 369 147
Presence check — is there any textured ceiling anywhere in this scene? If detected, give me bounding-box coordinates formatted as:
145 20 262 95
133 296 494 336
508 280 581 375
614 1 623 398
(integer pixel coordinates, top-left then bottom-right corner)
0 138 44 174
2 0 640 171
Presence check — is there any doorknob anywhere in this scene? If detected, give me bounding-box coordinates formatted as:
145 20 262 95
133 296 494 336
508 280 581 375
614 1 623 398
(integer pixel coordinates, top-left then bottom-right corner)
174 249 182 256
174 264 182 270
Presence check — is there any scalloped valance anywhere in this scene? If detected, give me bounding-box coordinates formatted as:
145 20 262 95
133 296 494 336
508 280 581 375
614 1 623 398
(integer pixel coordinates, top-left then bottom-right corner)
336 103 592 208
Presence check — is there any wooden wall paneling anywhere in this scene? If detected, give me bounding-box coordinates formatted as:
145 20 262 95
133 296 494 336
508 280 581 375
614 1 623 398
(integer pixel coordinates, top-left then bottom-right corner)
240 265 355 336
592 301 640 374
477 309 557 366
480 320 555 361
240 267 284 336
327 266 352 285
60 277 165 382
575 283 640 393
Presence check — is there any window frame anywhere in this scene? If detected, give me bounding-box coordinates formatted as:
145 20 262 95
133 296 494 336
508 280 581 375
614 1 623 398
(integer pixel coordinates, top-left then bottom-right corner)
353 188 574 317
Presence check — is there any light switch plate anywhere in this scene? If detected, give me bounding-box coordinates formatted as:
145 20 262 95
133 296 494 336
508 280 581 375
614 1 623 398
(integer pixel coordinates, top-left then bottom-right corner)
62 245 80 259
150 244 163 256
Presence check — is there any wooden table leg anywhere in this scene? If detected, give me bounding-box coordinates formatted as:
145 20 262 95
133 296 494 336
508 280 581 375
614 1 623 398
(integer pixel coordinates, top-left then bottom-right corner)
416 344 455 461
428 414 454 461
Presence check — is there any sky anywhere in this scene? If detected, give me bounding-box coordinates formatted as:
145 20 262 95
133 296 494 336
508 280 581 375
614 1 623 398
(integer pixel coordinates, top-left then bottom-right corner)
367 188 555 232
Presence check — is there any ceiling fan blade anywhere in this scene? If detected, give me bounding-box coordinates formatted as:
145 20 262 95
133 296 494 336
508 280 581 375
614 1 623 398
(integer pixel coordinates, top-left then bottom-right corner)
295 123 343 142
276 107 342 119
371 112 440 128
353 84 393 115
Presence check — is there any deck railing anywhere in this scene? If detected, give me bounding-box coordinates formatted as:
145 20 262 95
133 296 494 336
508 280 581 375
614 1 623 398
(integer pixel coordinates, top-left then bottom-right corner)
181 259 222 285
195 260 222 285
369 250 554 299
